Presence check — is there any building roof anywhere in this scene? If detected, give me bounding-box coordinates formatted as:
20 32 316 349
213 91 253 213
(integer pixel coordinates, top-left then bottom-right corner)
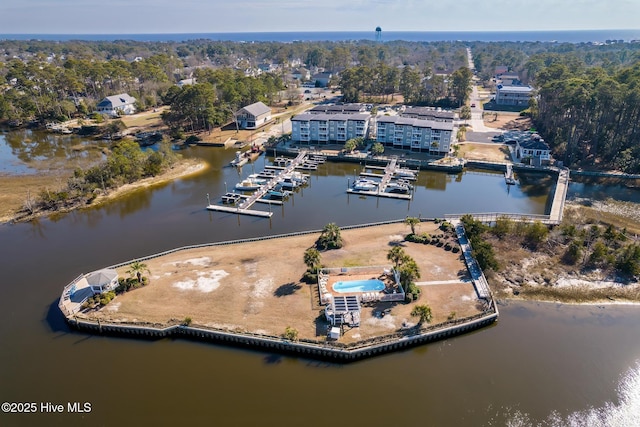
496 85 534 94
519 138 550 151
401 107 455 120
86 269 118 287
292 113 370 122
238 101 271 117
309 104 366 114
377 115 454 131
97 93 136 109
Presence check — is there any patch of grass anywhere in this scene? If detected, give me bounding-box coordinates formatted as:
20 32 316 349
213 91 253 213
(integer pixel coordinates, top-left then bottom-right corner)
515 284 640 304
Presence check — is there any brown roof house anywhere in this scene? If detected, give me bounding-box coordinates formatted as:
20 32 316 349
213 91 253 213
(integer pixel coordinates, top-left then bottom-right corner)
235 101 272 130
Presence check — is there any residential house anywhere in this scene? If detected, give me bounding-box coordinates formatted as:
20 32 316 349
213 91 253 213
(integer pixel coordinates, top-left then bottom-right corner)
290 68 311 81
235 101 272 130
312 72 333 87
515 135 551 164
498 73 521 86
494 65 509 77
257 63 277 73
96 93 137 117
376 116 454 155
291 113 369 144
178 78 196 87
495 85 534 106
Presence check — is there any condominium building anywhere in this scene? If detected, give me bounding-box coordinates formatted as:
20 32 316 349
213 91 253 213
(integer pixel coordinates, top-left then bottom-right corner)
376 116 454 154
291 113 369 144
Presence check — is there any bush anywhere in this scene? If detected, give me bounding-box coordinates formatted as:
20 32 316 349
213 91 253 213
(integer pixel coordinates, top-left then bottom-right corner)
183 317 192 326
302 271 318 284
284 326 299 341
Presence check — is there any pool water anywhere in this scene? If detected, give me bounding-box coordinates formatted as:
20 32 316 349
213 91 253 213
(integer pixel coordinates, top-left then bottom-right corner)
332 279 385 293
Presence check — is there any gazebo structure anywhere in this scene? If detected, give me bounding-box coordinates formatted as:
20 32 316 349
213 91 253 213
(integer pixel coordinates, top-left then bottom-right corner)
85 269 119 294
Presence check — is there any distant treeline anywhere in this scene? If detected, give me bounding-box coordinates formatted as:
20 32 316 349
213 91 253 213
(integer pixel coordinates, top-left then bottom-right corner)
2 39 640 172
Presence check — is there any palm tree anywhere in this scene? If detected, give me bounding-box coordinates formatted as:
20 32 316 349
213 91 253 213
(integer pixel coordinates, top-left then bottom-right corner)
387 246 406 269
127 261 150 284
398 258 420 290
404 216 421 235
303 247 321 274
411 305 432 324
318 222 343 250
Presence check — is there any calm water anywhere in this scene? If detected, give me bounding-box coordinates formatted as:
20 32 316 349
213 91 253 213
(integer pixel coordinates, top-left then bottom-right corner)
2 30 640 43
1 141 640 426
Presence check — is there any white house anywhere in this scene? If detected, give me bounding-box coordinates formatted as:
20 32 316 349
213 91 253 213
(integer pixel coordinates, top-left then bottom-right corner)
516 136 551 163
96 93 137 116
235 101 272 130
178 78 196 87
495 85 534 106
312 72 333 87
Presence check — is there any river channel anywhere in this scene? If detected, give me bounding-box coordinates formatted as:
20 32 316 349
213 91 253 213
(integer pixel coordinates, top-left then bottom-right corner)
1 138 639 426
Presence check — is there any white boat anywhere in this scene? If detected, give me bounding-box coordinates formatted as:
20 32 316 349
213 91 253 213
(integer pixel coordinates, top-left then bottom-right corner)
352 178 379 191
267 185 291 199
394 168 417 180
235 178 264 191
279 177 300 189
386 181 412 194
282 171 308 183
246 174 268 185
230 151 248 167
505 164 517 185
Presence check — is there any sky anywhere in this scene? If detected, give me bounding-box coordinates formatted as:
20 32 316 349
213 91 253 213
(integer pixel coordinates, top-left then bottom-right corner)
0 0 639 34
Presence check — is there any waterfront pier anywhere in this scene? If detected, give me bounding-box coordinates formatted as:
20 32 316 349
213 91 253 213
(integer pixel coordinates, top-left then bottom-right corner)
207 150 310 217
346 158 414 200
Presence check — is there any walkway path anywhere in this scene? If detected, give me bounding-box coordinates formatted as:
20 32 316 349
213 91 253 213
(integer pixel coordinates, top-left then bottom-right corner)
452 221 491 300
549 168 569 223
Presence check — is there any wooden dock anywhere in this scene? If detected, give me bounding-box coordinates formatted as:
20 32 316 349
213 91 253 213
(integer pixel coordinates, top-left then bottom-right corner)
548 168 569 223
206 204 273 217
346 188 412 200
348 158 412 199
207 150 309 218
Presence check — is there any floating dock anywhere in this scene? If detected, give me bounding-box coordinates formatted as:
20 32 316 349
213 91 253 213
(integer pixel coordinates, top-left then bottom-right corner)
347 158 413 199
207 150 310 218
206 204 273 217
505 164 517 185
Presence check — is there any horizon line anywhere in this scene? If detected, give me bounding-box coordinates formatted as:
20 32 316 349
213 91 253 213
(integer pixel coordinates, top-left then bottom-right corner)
1 28 638 36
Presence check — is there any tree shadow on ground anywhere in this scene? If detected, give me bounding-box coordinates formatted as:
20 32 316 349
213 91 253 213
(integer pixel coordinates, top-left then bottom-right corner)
273 282 302 297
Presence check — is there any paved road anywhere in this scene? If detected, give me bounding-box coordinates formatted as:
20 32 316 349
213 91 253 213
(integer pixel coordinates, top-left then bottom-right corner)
465 47 504 134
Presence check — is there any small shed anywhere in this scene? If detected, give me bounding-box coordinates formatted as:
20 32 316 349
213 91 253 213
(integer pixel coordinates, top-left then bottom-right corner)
329 327 341 339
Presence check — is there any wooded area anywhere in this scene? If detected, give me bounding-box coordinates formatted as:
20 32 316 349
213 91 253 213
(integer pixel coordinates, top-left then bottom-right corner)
1 38 640 172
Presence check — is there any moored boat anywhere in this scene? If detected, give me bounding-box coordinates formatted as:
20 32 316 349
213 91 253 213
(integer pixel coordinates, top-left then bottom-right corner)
352 178 379 191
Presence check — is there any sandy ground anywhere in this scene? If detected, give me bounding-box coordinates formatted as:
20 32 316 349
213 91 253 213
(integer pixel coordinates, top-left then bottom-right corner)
457 142 512 162
483 113 532 130
84 222 483 343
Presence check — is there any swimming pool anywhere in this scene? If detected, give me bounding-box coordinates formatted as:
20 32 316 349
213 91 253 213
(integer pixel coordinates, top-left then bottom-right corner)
332 279 385 293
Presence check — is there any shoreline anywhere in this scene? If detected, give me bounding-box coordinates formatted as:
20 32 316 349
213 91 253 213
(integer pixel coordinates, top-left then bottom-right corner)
1 158 208 225
58 220 499 362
